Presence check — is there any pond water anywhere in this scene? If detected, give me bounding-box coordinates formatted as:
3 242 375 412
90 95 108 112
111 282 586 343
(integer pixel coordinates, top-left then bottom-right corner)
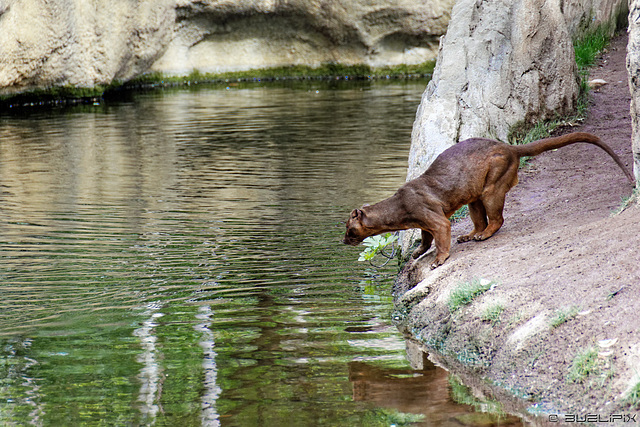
0 82 523 426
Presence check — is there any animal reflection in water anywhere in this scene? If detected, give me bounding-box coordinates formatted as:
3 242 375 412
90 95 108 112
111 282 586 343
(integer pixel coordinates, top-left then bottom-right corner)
348 359 523 425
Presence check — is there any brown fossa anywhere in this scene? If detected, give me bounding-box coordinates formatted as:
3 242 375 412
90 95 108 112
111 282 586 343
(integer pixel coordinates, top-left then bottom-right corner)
344 132 635 269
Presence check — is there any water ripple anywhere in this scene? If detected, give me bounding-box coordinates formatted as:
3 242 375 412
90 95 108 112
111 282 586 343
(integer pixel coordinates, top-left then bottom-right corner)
0 82 475 426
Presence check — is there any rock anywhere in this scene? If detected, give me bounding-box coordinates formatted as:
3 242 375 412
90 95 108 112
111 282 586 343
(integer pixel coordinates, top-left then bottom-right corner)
588 78 608 88
0 0 176 96
151 0 453 74
627 0 640 184
0 0 454 95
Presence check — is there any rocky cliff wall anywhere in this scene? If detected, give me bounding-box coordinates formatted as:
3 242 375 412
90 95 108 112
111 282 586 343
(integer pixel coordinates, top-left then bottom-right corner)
406 0 629 182
0 0 175 95
152 0 453 74
0 0 453 95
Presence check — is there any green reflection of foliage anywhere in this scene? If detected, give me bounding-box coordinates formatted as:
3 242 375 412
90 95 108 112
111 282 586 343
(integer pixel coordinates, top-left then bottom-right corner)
359 408 426 426
448 375 506 417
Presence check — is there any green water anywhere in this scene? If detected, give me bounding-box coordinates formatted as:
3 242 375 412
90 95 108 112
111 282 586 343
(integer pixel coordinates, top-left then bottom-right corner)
0 82 522 426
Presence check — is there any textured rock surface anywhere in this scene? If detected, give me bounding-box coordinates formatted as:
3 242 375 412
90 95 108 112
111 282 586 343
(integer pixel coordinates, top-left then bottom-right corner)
406 0 628 181
0 0 175 95
0 0 453 95
628 0 640 184
151 0 452 74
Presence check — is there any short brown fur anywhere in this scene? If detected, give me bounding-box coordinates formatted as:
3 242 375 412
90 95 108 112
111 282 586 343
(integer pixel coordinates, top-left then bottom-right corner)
344 132 635 269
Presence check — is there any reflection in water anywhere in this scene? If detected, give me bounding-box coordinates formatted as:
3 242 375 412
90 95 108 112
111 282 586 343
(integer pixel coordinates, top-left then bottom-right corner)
350 360 461 420
0 82 525 425
1 338 44 425
134 304 164 421
194 305 222 426
349 359 523 426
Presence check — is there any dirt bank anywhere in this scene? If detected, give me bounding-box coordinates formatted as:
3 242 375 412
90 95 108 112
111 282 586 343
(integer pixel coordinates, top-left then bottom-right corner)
393 33 640 422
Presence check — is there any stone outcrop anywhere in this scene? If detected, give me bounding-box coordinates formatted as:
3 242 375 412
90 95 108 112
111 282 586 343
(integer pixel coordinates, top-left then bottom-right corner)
0 0 453 96
152 0 453 74
0 0 176 95
628 0 640 185
406 0 628 181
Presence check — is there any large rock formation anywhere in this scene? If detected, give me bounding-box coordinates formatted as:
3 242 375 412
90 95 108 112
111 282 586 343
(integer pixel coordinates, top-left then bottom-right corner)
628 0 640 184
0 0 453 96
0 0 176 95
406 0 628 181
152 0 452 74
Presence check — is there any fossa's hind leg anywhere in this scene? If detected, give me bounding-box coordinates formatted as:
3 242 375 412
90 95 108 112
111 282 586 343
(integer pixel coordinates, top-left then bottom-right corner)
471 163 518 241
457 201 488 243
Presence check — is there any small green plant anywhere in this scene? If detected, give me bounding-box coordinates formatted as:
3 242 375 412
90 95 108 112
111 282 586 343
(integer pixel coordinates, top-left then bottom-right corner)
482 303 505 324
624 380 640 409
567 346 600 383
574 26 610 70
358 233 398 266
448 278 496 312
611 187 640 215
450 205 469 222
549 305 580 328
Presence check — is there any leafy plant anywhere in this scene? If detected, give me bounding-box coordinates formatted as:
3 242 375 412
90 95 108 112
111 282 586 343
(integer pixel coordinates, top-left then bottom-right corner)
358 233 398 264
450 205 469 222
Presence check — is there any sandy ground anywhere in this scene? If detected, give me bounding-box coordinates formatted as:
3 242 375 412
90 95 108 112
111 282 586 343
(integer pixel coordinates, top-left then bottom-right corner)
394 32 640 422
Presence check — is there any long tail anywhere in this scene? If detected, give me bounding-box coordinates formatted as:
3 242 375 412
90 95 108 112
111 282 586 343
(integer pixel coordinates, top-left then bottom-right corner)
511 132 635 185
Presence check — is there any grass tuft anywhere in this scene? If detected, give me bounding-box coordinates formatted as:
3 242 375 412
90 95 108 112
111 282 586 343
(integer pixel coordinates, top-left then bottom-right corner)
624 381 640 408
574 26 611 70
567 345 614 386
448 278 496 312
482 303 505 324
549 306 580 328
567 346 600 383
